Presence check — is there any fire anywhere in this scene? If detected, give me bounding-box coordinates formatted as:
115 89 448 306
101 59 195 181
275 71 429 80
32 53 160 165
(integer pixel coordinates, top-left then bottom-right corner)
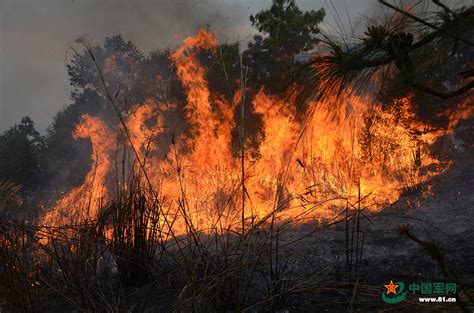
125 99 165 179
43 29 467 234
444 99 474 135
43 115 115 225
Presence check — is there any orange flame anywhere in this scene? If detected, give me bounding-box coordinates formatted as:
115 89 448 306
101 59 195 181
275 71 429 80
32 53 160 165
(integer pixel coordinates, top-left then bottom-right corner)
43 115 115 225
43 29 468 234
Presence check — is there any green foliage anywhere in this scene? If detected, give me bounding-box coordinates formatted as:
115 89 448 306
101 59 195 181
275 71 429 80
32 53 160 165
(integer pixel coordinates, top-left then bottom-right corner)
249 0 325 59
245 0 325 90
66 35 146 119
46 36 183 190
298 3 474 104
0 3 328 202
43 91 102 188
206 42 241 98
0 117 42 191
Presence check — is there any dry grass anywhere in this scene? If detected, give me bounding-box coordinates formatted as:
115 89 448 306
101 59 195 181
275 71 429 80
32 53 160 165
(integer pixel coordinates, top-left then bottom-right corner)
1 29 473 312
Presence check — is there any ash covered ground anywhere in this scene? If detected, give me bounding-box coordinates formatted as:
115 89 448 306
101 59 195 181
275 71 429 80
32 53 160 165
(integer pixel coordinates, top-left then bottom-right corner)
274 148 474 311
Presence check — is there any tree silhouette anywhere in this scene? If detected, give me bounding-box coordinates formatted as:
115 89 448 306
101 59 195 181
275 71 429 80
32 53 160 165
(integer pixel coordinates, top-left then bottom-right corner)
245 0 325 91
0 116 41 191
296 2 473 103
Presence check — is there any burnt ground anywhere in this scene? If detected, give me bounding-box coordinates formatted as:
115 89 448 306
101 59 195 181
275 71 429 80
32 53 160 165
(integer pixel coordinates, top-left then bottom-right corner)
2 152 472 312
276 150 474 311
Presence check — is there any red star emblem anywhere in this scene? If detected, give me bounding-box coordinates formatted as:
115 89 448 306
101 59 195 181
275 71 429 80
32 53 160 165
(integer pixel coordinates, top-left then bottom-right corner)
385 280 399 295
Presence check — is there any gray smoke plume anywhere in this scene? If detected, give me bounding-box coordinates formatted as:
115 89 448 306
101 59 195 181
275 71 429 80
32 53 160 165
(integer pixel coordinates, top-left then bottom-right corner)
0 0 375 133
1 0 470 132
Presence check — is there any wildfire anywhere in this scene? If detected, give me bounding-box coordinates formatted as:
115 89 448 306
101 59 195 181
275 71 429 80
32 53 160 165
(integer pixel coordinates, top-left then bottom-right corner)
43 115 115 225
42 29 468 234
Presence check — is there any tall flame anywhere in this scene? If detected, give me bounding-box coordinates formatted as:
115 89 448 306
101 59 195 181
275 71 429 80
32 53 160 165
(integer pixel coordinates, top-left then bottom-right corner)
43 115 115 225
43 29 468 234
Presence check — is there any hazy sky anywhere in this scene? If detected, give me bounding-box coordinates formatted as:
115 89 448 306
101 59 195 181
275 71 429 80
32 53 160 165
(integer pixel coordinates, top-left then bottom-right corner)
0 0 471 132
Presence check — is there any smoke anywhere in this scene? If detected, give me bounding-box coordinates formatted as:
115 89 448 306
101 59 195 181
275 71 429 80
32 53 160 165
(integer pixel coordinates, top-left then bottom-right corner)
0 0 375 132
1 0 471 133
0 0 256 133
0 0 385 133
